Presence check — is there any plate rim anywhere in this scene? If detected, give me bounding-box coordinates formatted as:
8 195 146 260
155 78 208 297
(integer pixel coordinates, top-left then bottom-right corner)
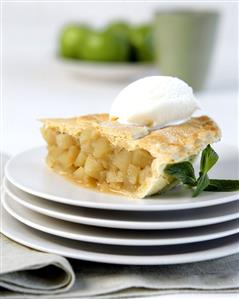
57 56 154 68
4 191 239 246
5 146 239 211
2 205 239 265
4 178 239 230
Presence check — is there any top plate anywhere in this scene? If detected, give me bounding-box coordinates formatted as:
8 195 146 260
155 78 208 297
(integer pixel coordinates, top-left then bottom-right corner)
5 144 239 211
57 58 154 81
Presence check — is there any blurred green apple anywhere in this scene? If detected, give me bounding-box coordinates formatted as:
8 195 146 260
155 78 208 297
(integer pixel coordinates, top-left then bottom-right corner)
81 31 130 62
130 24 154 62
106 21 130 38
106 21 135 62
59 24 90 59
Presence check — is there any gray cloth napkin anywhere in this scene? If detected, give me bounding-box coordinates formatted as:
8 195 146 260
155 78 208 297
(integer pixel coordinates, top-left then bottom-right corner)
1 152 239 298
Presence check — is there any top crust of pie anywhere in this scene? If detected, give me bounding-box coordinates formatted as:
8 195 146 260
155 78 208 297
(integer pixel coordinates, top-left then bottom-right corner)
41 114 221 164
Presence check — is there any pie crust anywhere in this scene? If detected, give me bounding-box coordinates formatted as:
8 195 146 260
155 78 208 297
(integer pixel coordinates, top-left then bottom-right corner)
41 114 221 198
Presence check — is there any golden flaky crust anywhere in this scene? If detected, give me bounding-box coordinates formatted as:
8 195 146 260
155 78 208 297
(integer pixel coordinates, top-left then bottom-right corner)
41 114 221 165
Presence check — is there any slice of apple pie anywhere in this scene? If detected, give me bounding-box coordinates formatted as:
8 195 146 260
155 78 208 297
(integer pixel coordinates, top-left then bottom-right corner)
41 114 221 198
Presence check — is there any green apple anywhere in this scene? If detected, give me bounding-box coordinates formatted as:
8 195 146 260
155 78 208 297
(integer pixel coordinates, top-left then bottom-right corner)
59 24 90 59
139 30 154 61
81 31 130 62
130 24 154 62
106 21 135 62
106 21 130 38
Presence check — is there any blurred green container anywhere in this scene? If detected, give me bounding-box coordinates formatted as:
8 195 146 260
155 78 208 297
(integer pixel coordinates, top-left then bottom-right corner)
154 10 219 90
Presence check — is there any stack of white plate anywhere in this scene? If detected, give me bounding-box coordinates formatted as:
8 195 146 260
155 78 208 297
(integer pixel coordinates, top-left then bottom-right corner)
1 145 239 265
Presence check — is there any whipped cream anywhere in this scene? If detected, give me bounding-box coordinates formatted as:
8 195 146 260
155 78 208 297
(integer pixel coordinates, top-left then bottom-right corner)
110 76 199 127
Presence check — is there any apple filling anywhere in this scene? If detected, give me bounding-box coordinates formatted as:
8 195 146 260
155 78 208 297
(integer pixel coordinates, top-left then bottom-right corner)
41 127 155 194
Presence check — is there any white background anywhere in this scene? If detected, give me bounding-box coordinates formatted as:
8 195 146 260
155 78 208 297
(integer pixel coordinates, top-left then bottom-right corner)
3 1 238 89
1 1 239 298
2 1 239 155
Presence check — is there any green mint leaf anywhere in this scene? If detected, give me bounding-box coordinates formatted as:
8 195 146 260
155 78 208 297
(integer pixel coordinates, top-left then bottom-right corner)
165 161 197 186
165 145 238 198
192 173 210 197
205 179 239 192
200 145 219 174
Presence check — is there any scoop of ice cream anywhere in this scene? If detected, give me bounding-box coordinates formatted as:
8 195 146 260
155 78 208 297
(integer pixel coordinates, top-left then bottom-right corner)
110 76 199 127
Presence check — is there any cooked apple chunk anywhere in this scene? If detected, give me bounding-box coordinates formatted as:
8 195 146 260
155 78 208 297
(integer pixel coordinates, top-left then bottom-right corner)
41 114 221 198
84 156 103 180
56 134 74 149
112 149 132 172
41 127 156 195
92 137 112 158
58 146 79 168
74 151 87 167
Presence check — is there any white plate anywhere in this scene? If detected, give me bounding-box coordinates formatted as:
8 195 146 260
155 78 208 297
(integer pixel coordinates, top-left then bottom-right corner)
3 192 239 246
1 205 239 265
4 178 239 230
57 58 154 81
5 144 239 211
